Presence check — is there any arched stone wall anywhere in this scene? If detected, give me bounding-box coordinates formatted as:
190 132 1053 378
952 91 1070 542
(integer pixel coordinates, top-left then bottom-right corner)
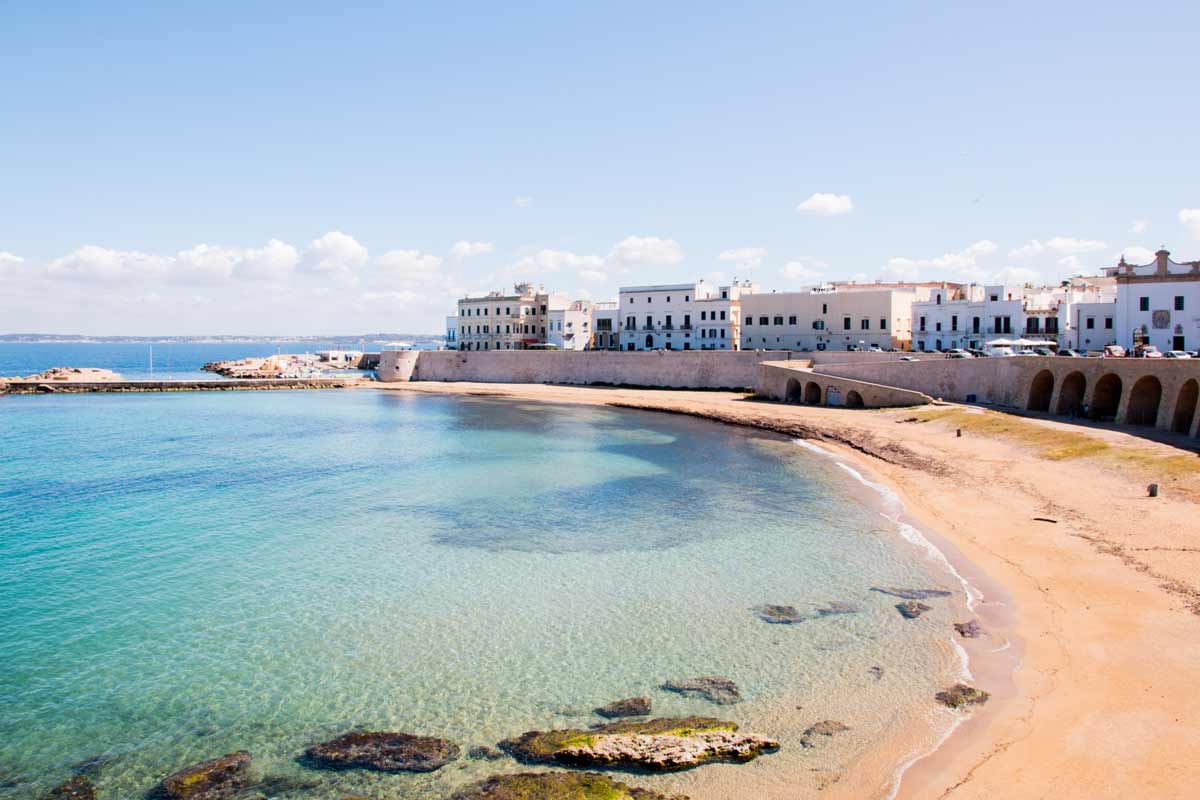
1126 376 1163 426
785 377 803 404
846 390 864 408
803 381 822 404
1028 369 1054 412
1056 371 1087 416
1091 374 1123 421
1172 379 1198 434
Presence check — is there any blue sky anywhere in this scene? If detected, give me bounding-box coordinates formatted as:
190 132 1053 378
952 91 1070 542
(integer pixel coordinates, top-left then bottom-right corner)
2 1 1198 334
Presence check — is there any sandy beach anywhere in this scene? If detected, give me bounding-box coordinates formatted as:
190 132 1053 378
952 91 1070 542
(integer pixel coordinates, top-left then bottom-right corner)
374 380 1200 800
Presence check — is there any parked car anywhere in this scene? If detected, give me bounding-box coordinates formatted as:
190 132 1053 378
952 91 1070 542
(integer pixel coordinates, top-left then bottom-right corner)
1057 349 1084 357
1133 344 1163 358
947 349 973 359
899 355 919 362
1015 349 1037 356
1033 347 1055 356
1102 345 1126 358
868 345 883 352
1164 350 1193 359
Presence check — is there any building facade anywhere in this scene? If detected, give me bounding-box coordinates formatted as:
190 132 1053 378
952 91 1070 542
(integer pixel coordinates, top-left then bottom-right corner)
456 283 568 351
618 281 755 351
911 278 1114 351
444 315 458 349
1113 249 1200 353
739 285 929 351
546 301 594 351
589 302 620 350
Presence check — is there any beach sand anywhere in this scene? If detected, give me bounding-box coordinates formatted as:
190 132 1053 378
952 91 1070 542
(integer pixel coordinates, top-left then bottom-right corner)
374 381 1200 800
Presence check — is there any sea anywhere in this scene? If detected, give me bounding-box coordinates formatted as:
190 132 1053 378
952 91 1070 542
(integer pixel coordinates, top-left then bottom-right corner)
0 347 972 800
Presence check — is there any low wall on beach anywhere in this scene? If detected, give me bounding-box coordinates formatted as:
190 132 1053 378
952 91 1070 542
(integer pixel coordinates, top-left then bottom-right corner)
377 350 810 390
757 361 933 408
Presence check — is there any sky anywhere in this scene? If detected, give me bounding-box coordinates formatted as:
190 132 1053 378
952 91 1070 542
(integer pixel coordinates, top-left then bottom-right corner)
2 1 1199 335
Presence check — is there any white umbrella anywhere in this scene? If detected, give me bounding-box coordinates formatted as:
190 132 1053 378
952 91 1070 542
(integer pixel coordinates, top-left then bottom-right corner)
987 338 1014 347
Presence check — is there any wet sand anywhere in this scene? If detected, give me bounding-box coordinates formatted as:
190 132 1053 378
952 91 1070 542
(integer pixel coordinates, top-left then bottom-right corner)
373 381 1200 800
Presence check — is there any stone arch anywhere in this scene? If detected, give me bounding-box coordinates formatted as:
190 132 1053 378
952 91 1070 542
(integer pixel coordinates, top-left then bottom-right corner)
1126 375 1162 426
803 381 822 404
825 386 844 406
846 390 864 408
1091 374 1122 421
1056 371 1086 416
1027 369 1054 412
1172 379 1198 434
785 377 803 404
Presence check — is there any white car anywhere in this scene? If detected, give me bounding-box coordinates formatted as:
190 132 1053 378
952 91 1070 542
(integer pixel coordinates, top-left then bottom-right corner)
947 349 973 359
899 355 919 362
1016 349 1037 356
1164 350 1193 359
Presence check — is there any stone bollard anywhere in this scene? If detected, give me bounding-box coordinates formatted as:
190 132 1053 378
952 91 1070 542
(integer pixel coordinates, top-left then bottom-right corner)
956 429 962 438
1148 483 1159 498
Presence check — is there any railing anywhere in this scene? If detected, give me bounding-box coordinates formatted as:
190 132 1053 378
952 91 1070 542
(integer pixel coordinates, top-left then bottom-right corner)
680 324 692 330
662 324 674 330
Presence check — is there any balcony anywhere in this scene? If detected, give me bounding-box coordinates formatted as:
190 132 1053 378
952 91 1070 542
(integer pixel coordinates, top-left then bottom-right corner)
662 324 674 330
680 324 692 330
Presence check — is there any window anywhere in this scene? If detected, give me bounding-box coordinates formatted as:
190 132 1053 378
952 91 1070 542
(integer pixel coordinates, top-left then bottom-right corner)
1176 296 1185 311
919 315 926 332
647 297 651 303
813 320 825 330
861 318 869 330
685 295 689 301
645 315 653 329
936 294 942 305
665 315 673 328
773 315 784 325
843 317 851 330
700 311 707 321
683 314 690 327
935 321 942 332
759 316 769 325
1139 296 1149 311
951 315 958 331
745 316 753 326
1105 317 1113 329
720 310 726 320
495 308 500 316
822 303 828 314
720 291 727 299
880 318 887 329
1045 318 1058 334
972 316 980 334
788 315 797 325
505 307 510 315
505 324 510 334
720 329 725 338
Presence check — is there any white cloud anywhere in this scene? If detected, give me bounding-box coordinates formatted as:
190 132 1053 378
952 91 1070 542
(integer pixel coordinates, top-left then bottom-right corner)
235 239 300 281
299 231 368 274
449 240 495 259
510 248 604 276
718 247 767 270
607 235 684 266
1116 246 1156 265
1009 236 1107 259
992 266 1043 285
0 251 25 278
46 245 170 284
1131 220 1147 235
796 192 853 216
373 249 444 291
885 240 998 282
779 258 827 283
1180 209 1200 239
513 196 533 208
170 240 299 285
578 268 607 283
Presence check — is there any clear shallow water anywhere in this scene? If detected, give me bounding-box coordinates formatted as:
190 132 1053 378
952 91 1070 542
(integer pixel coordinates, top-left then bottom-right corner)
0 391 963 799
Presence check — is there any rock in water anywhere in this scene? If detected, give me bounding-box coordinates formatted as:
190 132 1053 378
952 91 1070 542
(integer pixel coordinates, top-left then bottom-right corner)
814 601 860 617
867 666 884 681
799 720 850 748
660 676 741 705
954 620 982 638
896 601 932 619
498 717 779 772
936 684 990 709
595 697 652 718
151 751 251 799
754 604 806 624
871 587 952 600
42 776 96 800
449 771 689 799
301 732 459 773
467 745 506 761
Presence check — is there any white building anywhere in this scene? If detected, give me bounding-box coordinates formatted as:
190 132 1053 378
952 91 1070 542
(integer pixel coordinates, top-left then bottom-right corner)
589 302 620 350
546 301 594 351
457 283 569 351
911 278 1114 352
618 280 756 351
1113 249 1200 353
1069 301 1118 351
740 284 932 351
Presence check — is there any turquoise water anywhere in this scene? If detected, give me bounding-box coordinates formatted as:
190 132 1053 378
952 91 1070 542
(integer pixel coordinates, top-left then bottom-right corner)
0 391 962 799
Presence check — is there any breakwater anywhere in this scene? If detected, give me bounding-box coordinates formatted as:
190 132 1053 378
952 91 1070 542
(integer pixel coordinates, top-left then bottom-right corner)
1 377 361 394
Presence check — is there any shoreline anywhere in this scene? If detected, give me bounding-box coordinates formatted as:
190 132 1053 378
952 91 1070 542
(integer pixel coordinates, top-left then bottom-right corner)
373 380 1200 799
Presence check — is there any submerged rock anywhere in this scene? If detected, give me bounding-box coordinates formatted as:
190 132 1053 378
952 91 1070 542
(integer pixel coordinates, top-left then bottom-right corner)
800 720 850 748
595 697 652 719
754 604 806 624
896 601 932 619
936 684 990 709
814 601 861 617
301 732 459 773
151 751 251 800
448 771 689 799
660 676 741 705
954 620 983 638
868 666 884 681
42 776 96 800
871 587 952 600
467 745 506 761
70 755 115 779
498 717 779 772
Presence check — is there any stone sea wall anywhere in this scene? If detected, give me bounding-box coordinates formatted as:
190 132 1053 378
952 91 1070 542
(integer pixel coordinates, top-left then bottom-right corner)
0 378 359 395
